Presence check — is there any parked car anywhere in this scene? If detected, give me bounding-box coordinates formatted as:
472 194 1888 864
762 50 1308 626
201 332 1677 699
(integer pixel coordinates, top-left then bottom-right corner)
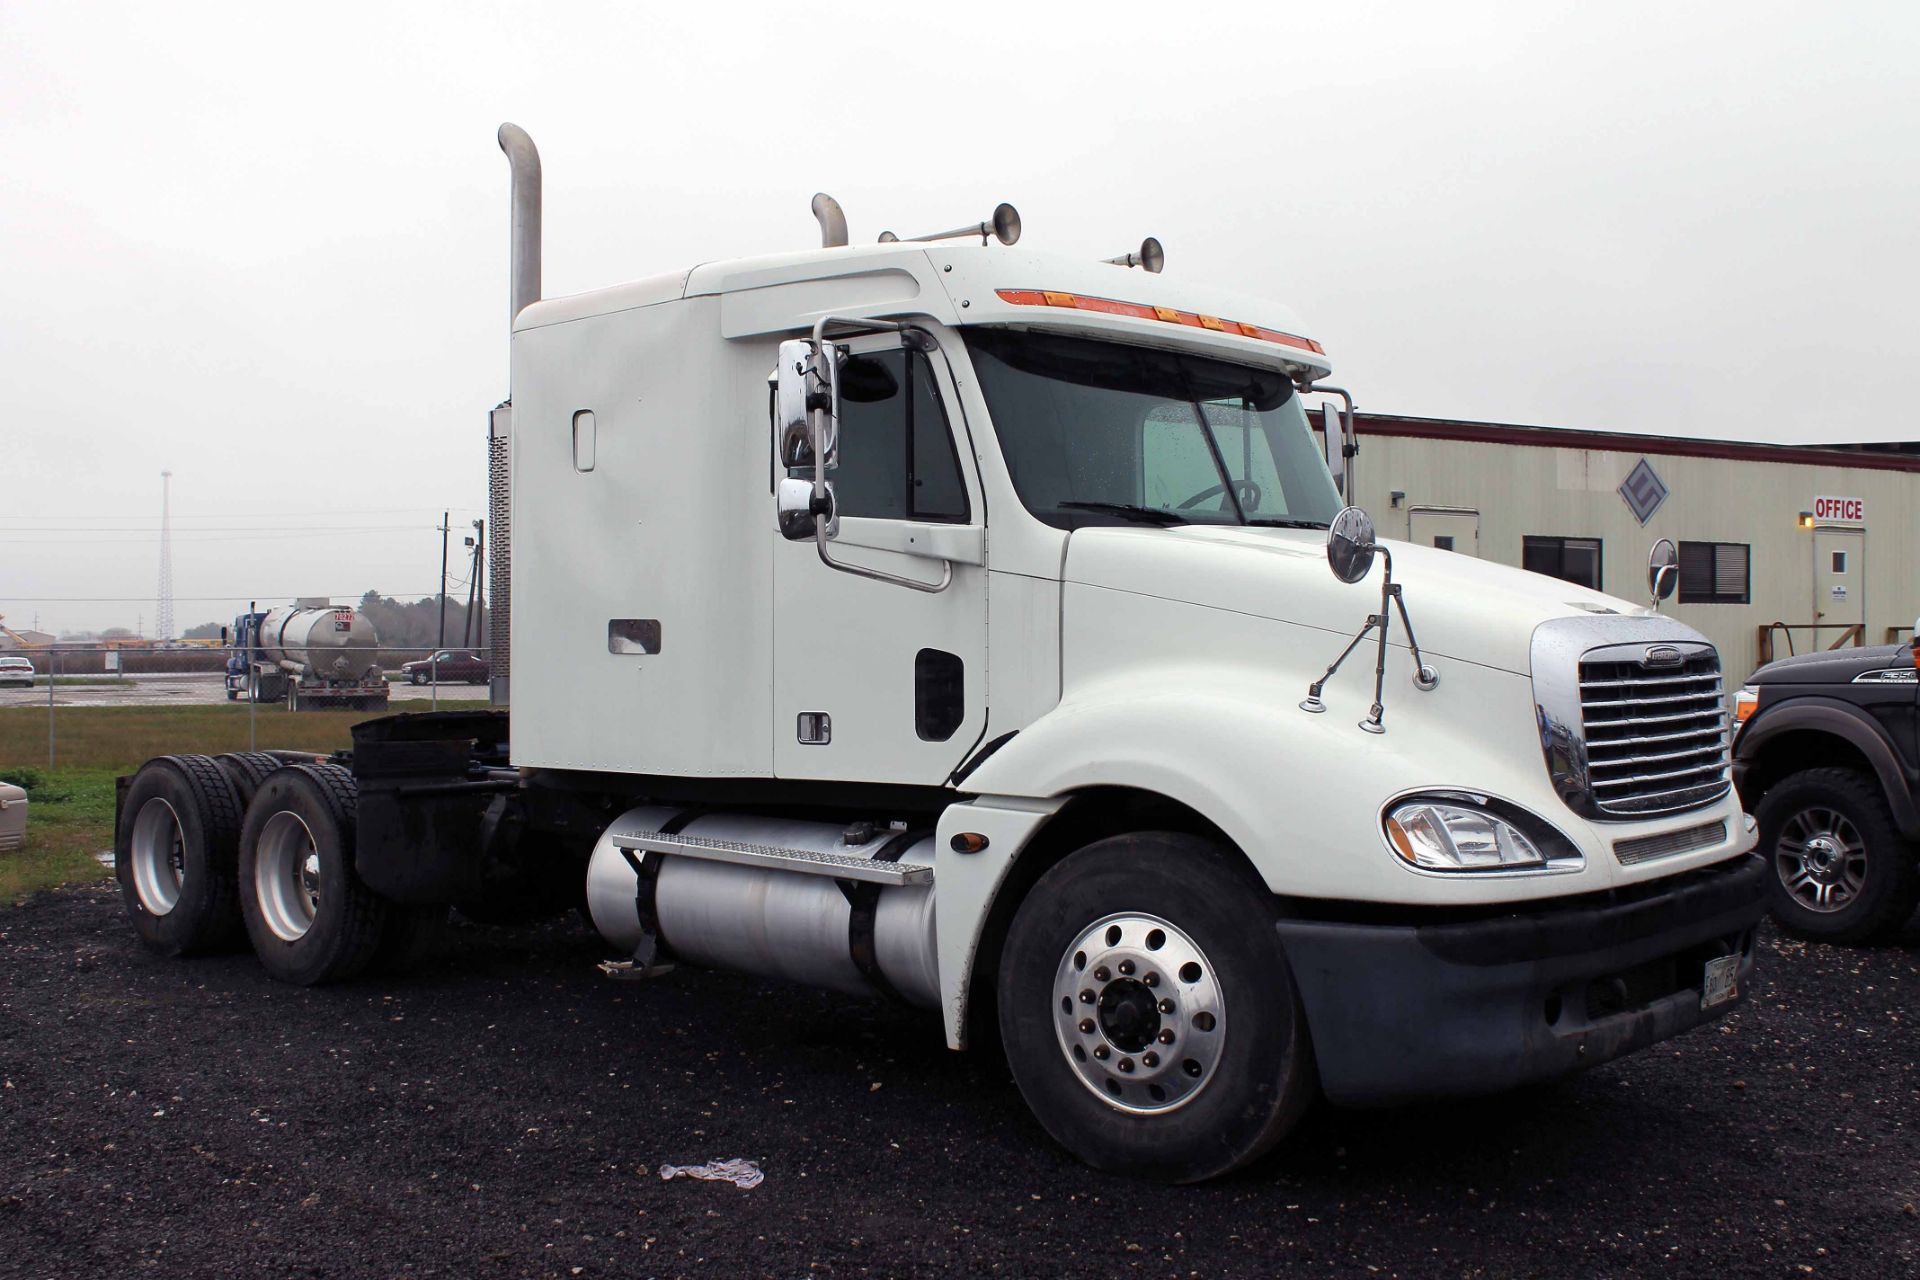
0 656 36 688
1732 627 1920 943
399 650 490 685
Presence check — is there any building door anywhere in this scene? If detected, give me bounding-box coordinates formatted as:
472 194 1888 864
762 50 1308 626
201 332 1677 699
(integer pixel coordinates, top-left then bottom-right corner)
1813 527 1865 640
771 336 989 785
1408 507 1480 556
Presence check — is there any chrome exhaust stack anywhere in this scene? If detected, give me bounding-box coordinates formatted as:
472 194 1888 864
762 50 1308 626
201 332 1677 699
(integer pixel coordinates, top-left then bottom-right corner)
811 193 848 248
489 123 541 708
497 123 542 322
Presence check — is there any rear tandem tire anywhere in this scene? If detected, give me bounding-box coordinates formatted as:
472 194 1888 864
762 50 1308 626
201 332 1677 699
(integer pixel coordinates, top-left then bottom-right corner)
996 832 1318 1183
238 763 388 985
115 755 247 957
212 752 283 808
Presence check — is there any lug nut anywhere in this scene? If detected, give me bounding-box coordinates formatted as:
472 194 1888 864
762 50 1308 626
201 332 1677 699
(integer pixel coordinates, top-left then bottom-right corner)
1080 989 1095 1004
1157 1028 1176 1045
1158 998 1175 1015
1093 1045 1110 1060
1078 1018 1095 1034
1117 1058 1134 1073
1142 972 1159 988
1117 959 1135 976
1093 966 1110 983
1142 1051 1159 1068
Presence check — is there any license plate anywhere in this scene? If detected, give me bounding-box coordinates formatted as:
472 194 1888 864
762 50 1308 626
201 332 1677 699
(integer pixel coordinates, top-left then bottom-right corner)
1701 953 1740 1010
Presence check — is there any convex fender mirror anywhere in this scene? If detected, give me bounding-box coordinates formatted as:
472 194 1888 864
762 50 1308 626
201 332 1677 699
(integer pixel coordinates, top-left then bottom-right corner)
1326 505 1378 584
1647 538 1678 608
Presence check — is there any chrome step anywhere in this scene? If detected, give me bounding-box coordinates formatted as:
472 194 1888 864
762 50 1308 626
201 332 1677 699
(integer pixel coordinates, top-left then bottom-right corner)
610 831 934 886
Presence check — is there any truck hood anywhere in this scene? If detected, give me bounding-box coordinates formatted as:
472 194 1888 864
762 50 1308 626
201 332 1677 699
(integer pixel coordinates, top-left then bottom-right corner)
1063 525 1652 676
1749 642 1909 685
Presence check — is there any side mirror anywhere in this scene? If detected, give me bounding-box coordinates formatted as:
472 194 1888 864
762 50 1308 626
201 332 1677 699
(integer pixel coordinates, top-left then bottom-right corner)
777 476 836 541
1648 538 1678 607
1326 505 1378 584
775 339 839 472
220 626 229 645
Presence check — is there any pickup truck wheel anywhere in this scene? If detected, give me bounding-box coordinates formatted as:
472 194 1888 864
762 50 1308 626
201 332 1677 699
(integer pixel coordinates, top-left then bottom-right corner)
115 755 247 956
239 763 388 984
997 832 1316 1182
1757 767 1920 944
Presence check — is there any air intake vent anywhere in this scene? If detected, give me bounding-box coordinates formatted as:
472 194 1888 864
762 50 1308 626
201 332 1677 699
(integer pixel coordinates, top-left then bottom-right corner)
1578 652 1729 817
1615 820 1727 866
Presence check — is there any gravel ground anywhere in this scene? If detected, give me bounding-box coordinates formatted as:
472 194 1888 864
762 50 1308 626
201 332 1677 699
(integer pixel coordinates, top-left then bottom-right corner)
0 884 1913 1279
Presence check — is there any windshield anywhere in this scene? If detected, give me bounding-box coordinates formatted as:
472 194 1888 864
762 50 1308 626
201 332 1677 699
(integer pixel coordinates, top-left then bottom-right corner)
963 329 1343 530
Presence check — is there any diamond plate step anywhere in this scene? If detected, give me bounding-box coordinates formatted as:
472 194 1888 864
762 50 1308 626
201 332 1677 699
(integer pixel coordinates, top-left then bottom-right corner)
610 831 933 886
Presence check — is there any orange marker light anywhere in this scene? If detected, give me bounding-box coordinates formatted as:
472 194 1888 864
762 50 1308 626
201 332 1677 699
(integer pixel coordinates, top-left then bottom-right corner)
994 290 1324 354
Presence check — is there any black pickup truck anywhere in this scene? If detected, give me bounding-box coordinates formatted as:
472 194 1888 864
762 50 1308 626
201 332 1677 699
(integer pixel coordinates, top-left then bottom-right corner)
1732 637 1920 943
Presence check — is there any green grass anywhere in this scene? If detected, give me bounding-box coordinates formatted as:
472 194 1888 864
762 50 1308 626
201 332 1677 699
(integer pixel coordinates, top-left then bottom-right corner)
0 701 486 903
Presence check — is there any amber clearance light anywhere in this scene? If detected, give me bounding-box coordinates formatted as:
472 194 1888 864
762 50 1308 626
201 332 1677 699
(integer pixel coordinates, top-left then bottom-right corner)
994 289 1325 355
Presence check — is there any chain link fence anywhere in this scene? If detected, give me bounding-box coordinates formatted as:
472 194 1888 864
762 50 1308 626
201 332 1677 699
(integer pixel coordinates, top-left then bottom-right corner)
0 645 493 773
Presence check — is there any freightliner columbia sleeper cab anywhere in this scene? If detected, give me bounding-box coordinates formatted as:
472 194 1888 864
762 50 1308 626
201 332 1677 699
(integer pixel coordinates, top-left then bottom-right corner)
113 125 1766 1182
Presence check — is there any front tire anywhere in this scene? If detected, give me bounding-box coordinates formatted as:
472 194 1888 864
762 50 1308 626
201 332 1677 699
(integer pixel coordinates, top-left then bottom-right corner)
1757 767 1920 943
239 763 388 984
997 832 1317 1182
115 755 247 956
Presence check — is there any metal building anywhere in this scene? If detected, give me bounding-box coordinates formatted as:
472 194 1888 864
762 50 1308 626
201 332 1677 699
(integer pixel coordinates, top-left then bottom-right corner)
1333 413 1919 680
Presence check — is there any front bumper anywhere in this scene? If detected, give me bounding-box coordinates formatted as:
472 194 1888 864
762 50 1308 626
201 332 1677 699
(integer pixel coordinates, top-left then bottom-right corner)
1276 853 1765 1106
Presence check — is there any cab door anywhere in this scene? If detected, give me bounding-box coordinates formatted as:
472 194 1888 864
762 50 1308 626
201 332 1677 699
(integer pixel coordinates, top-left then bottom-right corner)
771 336 989 785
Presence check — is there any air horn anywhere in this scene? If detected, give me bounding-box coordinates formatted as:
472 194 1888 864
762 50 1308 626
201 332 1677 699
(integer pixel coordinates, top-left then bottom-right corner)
879 203 1021 246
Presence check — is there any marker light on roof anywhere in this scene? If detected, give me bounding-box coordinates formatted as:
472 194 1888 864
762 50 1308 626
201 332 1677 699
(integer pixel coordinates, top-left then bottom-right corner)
994 289 1325 355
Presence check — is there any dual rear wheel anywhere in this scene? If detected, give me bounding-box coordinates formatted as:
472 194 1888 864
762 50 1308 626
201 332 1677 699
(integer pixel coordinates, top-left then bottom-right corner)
117 755 444 981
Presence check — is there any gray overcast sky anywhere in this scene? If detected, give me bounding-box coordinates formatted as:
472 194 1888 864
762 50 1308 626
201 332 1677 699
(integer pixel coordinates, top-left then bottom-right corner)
3 1 1915 634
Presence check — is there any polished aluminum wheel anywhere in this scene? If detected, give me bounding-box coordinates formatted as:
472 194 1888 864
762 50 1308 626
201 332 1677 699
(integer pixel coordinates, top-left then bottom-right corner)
255 810 322 942
1775 806 1867 914
128 797 185 916
1051 912 1225 1115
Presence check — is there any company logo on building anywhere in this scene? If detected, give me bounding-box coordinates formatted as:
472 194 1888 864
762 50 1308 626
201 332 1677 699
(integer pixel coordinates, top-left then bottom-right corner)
1618 458 1669 526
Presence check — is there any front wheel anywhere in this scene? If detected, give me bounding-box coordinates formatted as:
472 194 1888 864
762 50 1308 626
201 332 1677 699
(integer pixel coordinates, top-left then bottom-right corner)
1757 767 1920 943
410 672 426 686
997 832 1317 1182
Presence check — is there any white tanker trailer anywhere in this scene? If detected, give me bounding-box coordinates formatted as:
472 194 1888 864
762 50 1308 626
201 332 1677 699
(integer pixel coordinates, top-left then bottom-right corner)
224 600 389 711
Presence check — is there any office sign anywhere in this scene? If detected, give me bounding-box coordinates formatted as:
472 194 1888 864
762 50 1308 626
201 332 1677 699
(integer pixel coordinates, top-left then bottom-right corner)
1813 495 1864 524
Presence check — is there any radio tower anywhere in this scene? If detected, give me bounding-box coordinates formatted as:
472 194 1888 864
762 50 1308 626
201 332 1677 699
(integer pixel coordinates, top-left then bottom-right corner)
156 470 176 641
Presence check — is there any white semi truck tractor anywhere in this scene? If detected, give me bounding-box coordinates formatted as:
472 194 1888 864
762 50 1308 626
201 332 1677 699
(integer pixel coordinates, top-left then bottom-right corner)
114 125 1764 1182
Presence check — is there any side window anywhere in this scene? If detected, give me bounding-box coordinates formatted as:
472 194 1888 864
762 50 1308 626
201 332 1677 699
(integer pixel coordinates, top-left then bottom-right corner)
815 348 969 523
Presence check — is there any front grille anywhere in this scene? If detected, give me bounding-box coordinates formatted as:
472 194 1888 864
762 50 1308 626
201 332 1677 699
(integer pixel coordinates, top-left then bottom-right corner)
1578 652 1730 817
1615 820 1727 867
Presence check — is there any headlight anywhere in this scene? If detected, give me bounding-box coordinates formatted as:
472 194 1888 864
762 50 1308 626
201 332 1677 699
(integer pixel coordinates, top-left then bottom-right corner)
1384 795 1577 872
1732 685 1758 726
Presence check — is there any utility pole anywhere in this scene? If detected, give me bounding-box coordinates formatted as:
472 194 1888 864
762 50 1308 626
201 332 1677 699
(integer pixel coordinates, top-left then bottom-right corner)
436 511 450 654
462 520 483 649
156 470 175 641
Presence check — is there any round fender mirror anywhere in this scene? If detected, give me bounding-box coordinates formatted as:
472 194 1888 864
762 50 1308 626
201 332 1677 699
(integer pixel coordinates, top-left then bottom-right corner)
1648 538 1678 603
1326 506 1379 584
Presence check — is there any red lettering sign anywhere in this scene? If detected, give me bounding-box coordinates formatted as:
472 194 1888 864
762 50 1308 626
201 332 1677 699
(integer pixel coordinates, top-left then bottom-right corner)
1813 496 1864 523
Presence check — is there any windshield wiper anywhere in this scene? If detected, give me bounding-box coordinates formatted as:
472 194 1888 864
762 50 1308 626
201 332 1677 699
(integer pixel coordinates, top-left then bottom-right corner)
1245 517 1329 530
1056 501 1189 526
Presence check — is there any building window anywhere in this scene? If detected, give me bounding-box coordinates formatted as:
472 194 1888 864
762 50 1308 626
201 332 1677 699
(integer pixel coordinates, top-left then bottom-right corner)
1522 536 1603 590
1678 541 1750 604
1433 535 1455 551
